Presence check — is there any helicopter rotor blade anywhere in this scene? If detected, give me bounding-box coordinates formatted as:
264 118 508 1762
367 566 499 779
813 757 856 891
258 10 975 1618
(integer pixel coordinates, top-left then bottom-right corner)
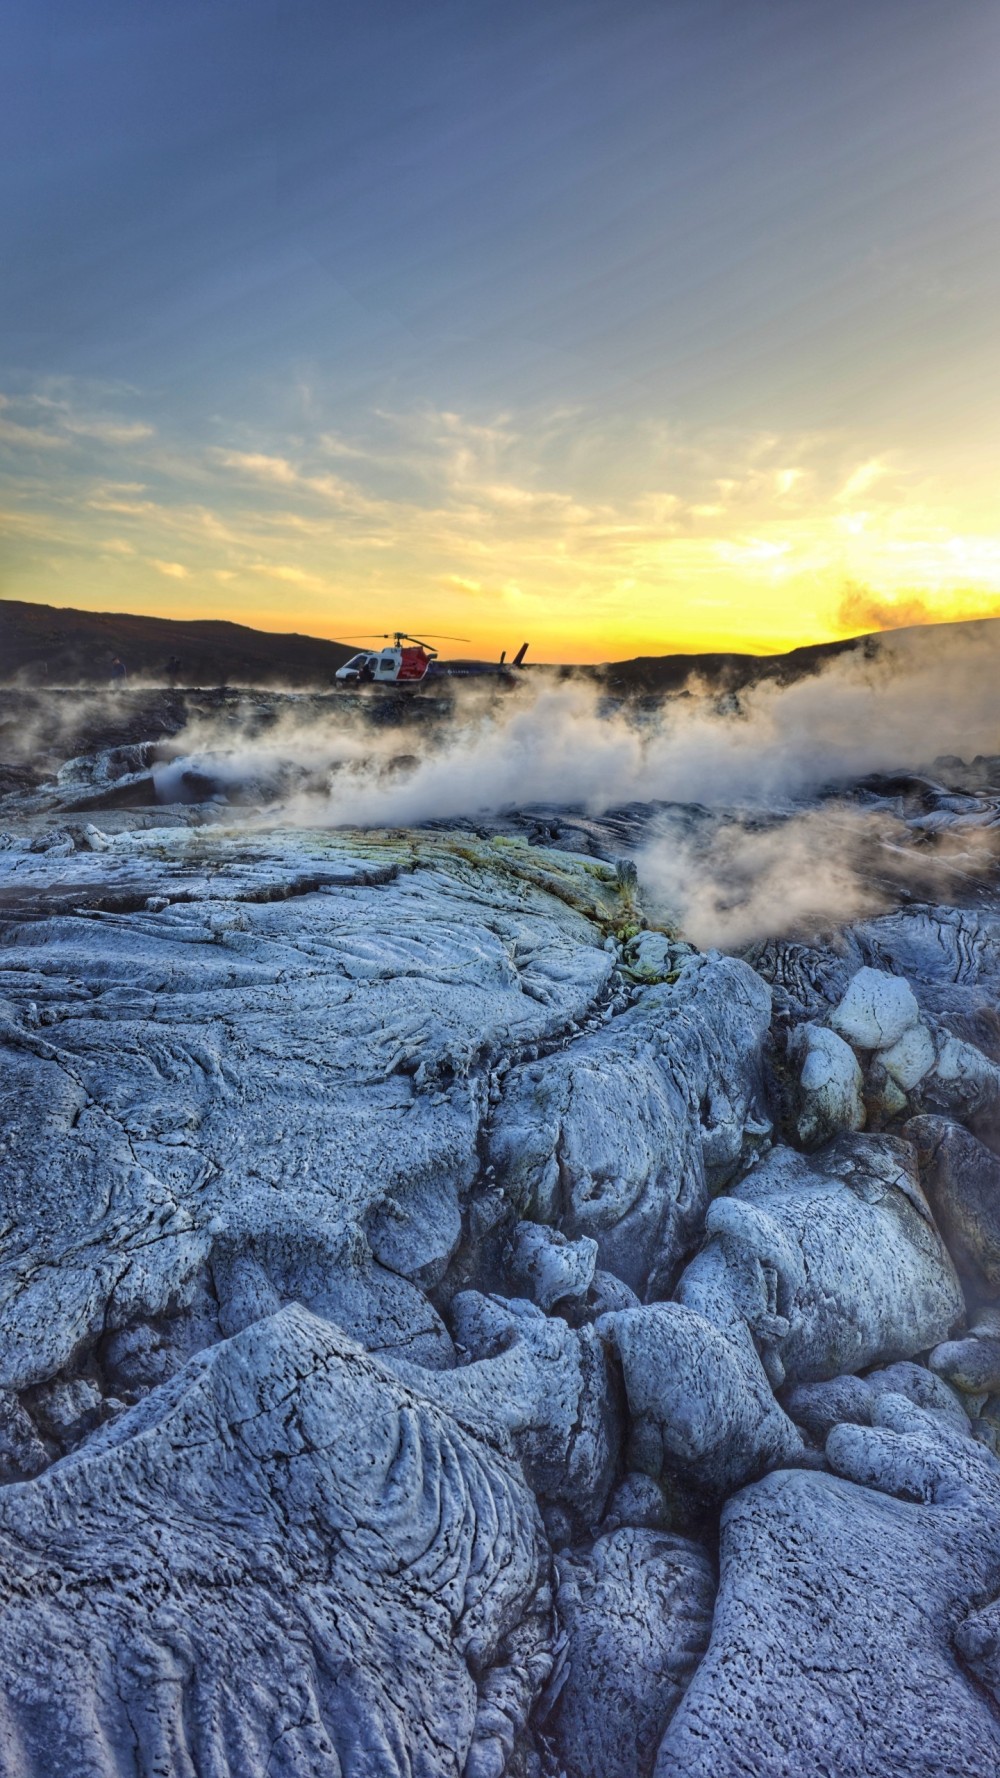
332 630 472 644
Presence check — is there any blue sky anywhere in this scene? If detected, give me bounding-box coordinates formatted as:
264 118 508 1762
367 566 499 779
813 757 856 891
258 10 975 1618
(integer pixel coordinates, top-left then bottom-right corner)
3 0 1000 657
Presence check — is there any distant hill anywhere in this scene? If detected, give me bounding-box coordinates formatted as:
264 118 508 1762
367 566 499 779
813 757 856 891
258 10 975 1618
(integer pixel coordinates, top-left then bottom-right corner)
588 616 1000 695
586 634 866 695
0 599 354 686
2 596 997 691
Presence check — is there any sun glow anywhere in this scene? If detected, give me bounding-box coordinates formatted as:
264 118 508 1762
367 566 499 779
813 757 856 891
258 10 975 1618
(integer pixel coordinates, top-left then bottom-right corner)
4 396 1000 661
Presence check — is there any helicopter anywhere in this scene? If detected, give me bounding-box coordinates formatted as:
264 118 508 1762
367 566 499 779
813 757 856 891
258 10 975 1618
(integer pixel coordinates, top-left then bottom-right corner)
333 632 529 688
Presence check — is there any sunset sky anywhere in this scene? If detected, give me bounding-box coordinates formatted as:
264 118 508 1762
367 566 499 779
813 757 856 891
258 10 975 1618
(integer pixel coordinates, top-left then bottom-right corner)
3 0 1000 661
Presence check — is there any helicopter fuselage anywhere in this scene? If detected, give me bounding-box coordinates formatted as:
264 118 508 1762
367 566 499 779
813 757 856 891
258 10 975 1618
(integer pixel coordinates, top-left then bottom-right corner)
334 638 528 688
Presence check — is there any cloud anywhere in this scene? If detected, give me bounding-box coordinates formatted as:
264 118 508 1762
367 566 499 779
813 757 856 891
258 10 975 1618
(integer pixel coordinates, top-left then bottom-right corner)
837 459 886 502
0 415 67 449
150 559 189 579
147 626 1000 953
318 432 372 461
637 808 892 950
250 564 326 589
214 450 299 484
60 417 154 444
10 383 1000 661
2 391 155 447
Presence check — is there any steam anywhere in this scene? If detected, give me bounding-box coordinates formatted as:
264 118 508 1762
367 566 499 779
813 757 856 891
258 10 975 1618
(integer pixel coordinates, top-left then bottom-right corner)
146 618 1000 827
11 618 998 951
635 803 998 948
836 582 1000 636
635 808 893 950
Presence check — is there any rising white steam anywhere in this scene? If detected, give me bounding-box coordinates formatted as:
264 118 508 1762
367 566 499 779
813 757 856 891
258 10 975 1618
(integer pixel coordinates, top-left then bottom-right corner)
130 618 1000 947
145 619 1000 825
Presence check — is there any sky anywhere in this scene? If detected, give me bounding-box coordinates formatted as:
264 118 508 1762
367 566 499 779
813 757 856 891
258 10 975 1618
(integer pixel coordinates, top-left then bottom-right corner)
2 0 1000 662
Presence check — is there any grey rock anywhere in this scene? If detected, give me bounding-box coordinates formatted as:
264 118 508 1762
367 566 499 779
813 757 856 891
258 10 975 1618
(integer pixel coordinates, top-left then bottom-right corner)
829 966 921 1050
742 933 862 1021
690 1135 962 1388
489 954 772 1296
0 1391 48 1483
955 1597 1000 1708
596 1292 804 1495
857 905 1000 993
657 1398 1000 1777
588 1269 642 1317
921 1032 1000 1136
451 1291 620 1529
792 1022 865 1147
542 1528 715 1778
602 1471 675 1532
784 1360 972 1442
880 1019 936 1090
906 1115 1000 1294
0 1305 553 1778
509 1220 598 1312
0 831 616 1389
930 1333 1000 1396
12 748 1000 1769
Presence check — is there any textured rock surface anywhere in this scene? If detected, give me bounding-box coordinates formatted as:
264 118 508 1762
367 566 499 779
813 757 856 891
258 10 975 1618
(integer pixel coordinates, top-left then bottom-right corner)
489 953 772 1297
598 1293 804 1495
0 829 619 1389
450 1291 620 1531
7 718 1000 1774
685 1136 962 1389
509 1220 599 1312
541 1528 715 1778
656 1400 1000 1778
829 965 921 1049
0 1305 551 1778
793 1021 865 1146
906 1115 1000 1296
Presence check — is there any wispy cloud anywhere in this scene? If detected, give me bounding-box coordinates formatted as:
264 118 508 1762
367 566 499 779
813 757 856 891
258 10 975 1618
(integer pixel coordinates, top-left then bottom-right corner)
837 458 887 503
5 379 1000 658
0 399 68 450
250 563 327 589
60 416 154 444
1 389 154 449
213 450 298 484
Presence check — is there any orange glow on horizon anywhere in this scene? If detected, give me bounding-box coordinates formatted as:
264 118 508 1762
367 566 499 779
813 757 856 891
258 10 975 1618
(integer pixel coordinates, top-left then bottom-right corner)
6 401 1000 663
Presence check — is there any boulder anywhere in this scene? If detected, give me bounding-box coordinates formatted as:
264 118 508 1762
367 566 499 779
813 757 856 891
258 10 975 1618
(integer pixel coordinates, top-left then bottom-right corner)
450 1291 620 1530
508 1220 598 1312
542 1528 715 1778
906 1116 1000 1294
596 1294 803 1496
793 1023 865 1147
784 1359 972 1443
829 966 921 1050
0 1306 553 1778
489 954 772 1297
880 1020 936 1090
688 1136 962 1388
656 1399 1000 1778
930 1333 1000 1397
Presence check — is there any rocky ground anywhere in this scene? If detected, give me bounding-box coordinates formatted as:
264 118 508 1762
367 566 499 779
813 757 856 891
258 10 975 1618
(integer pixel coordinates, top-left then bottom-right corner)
3 689 1000 1775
